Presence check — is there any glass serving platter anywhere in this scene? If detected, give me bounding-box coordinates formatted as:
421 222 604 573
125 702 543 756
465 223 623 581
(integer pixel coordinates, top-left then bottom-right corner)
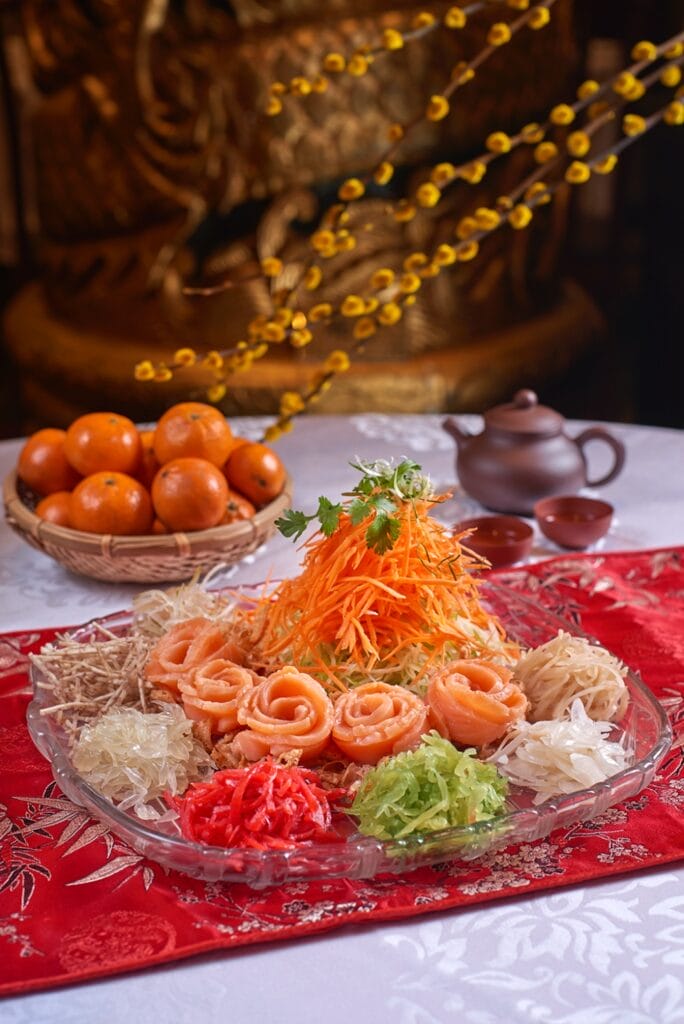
27 583 672 889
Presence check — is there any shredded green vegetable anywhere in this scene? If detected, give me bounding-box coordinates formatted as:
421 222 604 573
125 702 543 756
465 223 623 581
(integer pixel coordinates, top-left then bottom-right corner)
349 733 508 840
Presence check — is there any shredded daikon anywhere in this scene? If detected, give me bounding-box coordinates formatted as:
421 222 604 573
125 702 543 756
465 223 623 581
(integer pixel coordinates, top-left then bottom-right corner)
486 699 629 804
512 630 629 723
72 705 214 818
132 566 237 639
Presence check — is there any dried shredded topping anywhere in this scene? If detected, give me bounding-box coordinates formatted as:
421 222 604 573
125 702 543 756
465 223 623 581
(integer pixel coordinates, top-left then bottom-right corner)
486 699 629 804
512 630 629 723
168 760 345 849
132 566 236 639
71 705 213 818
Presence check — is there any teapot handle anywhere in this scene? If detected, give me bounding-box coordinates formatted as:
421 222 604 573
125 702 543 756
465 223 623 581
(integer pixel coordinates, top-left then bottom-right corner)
573 427 626 487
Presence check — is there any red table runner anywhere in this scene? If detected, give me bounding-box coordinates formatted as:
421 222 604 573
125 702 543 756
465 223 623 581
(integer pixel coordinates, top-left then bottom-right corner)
1 547 683 997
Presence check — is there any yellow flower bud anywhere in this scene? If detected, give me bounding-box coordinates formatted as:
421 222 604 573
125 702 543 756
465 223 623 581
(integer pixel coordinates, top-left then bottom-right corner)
434 243 457 266
374 161 395 186
173 347 196 367
474 207 501 231
460 161 487 184
525 181 551 204
387 123 405 142
325 350 351 373
664 101 684 125
487 22 512 47
261 257 283 277
416 183 442 208
486 131 512 153
593 154 618 174
304 265 322 290
451 64 475 86
274 307 293 328
377 302 403 326
353 317 377 340
311 229 336 252
444 6 467 29
534 141 558 164
134 360 155 382
399 272 422 294
252 343 269 360
455 215 478 240
550 103 575 126
248 315 267 337
665 42 684 59
153 366 173 383
403 252 429 271
660 65 682 88
336 234 357 253
528 5 551 29
341 295 366 317
521 122 545 143
347 54 370 77
622 113 647 136
290 76 311 97
364 298 379 313
311 75 329 93
588 101 610 119
431 162 456 186
203 351 224 371
207 383 226 403
631 40 657 62
404 294 418 306
624 80 646 101
290 328 313 348
263 424 284 443
309 303 333 322
496 194 514 212
371 268 395 290
338 178 365 201
412 11 436 28
456 240 479 262
567 130 591 157
427 95 450 122
420 261 441 278
507 0 529 9
262 321 286 343
613 71 638 97
577 79 600 101
382 28 404 50
508 204 533 229
323 53 346 73
279 391 306 416
266 96 283 117
565 160 591 184
270 82 286 96
394 200 417 222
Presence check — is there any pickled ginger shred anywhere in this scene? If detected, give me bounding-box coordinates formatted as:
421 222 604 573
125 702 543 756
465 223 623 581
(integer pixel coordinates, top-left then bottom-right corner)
512 630 629 723
487 700 629 804
72 705 213 817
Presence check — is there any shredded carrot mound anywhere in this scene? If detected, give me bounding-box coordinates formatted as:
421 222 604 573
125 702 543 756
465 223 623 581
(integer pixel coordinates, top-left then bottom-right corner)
246 499 516 690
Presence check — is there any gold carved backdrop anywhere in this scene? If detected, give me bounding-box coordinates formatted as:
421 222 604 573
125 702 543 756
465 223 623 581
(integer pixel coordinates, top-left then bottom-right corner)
2 0 602 426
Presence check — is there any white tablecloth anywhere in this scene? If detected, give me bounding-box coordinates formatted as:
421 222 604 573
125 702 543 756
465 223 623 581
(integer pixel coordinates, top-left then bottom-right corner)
2 414 683 1023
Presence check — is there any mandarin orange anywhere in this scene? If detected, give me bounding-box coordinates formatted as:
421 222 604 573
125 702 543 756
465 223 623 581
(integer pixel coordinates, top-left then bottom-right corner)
17 428 81 496
35 491 73 527
153 402 233 468
69 472 154 535
64 413 142 477
151 457 229 532
225 442 285 507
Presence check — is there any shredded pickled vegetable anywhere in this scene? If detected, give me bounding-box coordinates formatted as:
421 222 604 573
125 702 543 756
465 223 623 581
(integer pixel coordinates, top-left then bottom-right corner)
350 732 508 839
513 631 629 723
72 706 213 818
168 760 345 849
486 699 629 804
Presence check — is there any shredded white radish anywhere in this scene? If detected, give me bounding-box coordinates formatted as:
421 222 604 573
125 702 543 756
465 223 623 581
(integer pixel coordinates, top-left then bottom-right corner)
132 566 237 638
71 705 213 817
487 699 629 804
512 630 629 723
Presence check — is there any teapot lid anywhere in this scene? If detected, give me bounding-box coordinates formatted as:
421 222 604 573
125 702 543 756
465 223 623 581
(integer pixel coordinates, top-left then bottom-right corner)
484 389 563 436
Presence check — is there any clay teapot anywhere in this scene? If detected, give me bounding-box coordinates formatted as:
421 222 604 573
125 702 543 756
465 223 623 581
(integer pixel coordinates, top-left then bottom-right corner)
442 389 626 515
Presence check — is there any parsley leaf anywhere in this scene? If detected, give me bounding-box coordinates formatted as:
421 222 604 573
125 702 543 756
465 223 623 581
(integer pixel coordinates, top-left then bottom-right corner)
365 513 402 554
276 509 312 540
317 496 343 537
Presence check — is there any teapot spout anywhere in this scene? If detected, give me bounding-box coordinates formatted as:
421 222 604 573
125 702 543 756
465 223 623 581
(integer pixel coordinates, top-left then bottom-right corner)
442 416 472 449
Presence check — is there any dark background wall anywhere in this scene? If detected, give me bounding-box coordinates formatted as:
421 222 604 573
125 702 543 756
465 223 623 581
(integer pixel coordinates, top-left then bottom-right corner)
1 0 682 437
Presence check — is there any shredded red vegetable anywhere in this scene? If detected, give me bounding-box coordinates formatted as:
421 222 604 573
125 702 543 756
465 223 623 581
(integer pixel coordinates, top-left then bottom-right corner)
168 760 346 850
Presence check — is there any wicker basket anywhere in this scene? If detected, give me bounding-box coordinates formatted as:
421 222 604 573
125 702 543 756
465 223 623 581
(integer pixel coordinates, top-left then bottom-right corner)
2 471 293 584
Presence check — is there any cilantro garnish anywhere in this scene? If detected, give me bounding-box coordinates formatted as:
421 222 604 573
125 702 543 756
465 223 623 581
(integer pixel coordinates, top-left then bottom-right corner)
276 458 433 553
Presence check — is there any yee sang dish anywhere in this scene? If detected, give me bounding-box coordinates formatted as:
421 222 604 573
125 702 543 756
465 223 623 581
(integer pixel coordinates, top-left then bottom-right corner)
31 458 632 853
